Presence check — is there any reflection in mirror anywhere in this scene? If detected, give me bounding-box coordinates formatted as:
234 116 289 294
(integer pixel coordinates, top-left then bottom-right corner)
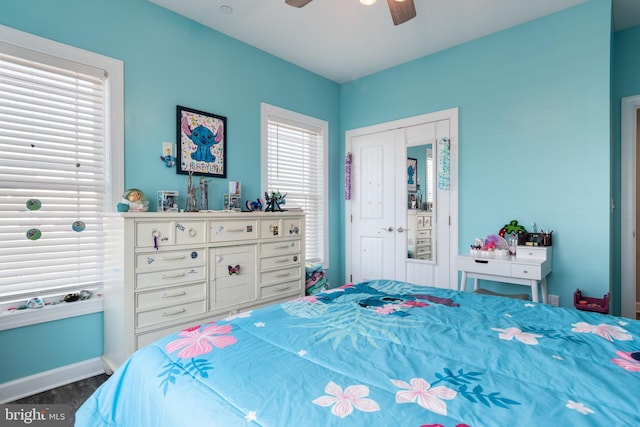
407 143 434 261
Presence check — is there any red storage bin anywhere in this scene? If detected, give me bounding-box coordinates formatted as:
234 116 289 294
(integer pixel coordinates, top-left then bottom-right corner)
574 289 609 314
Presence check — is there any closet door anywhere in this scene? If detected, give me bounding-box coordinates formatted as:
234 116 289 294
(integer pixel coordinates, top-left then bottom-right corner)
350 129 403 282
346 108 458 289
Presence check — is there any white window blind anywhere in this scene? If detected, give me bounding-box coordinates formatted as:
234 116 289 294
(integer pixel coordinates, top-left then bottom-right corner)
264 107 327 264
0 46 107 302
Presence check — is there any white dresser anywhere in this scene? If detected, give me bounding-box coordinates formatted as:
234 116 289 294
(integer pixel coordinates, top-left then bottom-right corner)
407 210 433 260
102 211 304 372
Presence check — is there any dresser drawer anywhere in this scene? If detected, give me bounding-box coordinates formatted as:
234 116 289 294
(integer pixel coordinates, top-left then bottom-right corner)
260 218 282 238
175 220 207 245
260 265 301 286
260 280 301 299
136 282 206 311
135 221 173 249
417 229 432 238
260 253 301 270
211 245 256 277
136 249 205 273
510 263 542 280
210 220 258 242
136 300 206 329
261 239 301 257
284 218 302 236
455 257 510 276
136 266 206 290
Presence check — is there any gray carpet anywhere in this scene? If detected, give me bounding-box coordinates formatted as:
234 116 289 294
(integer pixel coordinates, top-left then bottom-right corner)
9 374 109 425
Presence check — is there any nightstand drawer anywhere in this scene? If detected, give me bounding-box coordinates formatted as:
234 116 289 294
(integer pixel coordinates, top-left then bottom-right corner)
136 282 206 311
136 266 205 289
455 257 510 276
510 263 542 280
516 246 551 260
136 300 206 329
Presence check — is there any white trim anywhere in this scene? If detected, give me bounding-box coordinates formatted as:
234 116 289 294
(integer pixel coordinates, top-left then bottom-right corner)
0 357 105 403
344 108 459 289
0 298 103 332
621 95 640 319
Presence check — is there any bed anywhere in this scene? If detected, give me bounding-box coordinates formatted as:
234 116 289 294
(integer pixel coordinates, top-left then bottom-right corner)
76 280 640 426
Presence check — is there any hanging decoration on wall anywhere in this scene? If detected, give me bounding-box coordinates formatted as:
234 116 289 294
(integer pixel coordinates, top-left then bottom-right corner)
26 199 41 211
437 136 450 191
345 152 352 200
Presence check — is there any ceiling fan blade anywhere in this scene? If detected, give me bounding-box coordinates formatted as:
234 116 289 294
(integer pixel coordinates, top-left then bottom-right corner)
387 0 416 25
285 0 313 7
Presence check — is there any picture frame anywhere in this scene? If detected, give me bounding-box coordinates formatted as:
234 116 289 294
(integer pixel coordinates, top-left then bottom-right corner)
177 105 227 178
407 157 417 192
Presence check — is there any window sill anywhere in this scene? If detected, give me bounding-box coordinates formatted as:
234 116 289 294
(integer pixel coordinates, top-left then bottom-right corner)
0 297 103 331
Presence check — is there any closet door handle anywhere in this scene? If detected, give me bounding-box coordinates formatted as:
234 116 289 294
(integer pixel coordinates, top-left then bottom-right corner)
397 227 405 233
381 226 394 232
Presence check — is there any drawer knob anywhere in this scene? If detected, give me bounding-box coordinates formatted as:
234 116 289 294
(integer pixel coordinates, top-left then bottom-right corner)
188 228 196 237
228 264 240 275
274 285 291 292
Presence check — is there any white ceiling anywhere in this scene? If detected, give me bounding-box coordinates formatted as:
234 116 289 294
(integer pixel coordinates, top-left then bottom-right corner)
150 0 640 83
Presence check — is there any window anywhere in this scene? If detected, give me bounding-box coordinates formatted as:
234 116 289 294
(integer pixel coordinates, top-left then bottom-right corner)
261 103 328 265
0 25 123 310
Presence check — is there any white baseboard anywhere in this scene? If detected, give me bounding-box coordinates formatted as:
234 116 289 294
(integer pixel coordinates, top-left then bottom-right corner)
0 357 105 403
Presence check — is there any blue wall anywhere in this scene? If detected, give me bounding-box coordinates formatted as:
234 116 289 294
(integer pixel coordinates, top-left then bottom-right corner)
0 0 340 384
341 0 612 309
0 0 625 385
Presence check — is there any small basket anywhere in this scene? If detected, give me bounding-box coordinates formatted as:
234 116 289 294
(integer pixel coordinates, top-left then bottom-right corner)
574 289 609 314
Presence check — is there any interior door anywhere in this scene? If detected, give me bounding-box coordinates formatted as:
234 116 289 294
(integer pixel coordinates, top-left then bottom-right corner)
350 129 401 281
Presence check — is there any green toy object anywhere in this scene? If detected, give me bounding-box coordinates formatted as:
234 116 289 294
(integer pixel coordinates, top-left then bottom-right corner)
500 220 526 237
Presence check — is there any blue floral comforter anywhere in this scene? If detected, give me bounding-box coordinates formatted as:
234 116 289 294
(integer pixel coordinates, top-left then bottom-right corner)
76 280 640 426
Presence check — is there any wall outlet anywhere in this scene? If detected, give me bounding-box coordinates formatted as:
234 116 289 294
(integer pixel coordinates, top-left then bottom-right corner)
548 294 560 307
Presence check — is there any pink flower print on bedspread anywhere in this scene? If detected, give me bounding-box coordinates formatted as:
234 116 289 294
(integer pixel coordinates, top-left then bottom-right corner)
312 381 380 418
165 323 237 358
571 322 632 342
612 351 640 372
158 323 237 396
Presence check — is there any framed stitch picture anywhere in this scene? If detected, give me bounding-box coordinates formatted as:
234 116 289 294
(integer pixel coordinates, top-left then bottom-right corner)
177 105 227 178
407 157 417 192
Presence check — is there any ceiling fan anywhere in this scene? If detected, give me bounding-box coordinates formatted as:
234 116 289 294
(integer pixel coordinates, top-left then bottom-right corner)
285 0 417 26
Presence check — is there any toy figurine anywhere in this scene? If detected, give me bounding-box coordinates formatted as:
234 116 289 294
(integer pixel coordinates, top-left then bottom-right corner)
121 188 148 212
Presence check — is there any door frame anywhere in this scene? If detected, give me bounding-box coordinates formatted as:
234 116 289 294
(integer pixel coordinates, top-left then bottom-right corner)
345 108 459 288
621 95 640 318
